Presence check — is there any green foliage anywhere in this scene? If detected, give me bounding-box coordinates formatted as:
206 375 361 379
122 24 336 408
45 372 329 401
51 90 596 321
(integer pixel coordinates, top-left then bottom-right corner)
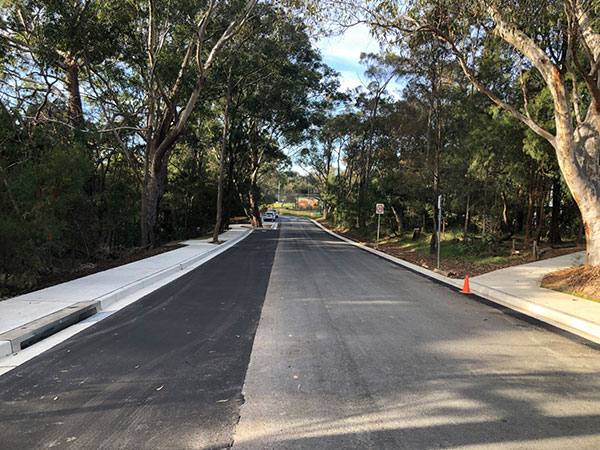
0 135 94 289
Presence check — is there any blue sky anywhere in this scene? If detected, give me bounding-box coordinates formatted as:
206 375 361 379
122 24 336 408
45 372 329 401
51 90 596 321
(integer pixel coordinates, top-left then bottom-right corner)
314 24 380 91
314 24 403 96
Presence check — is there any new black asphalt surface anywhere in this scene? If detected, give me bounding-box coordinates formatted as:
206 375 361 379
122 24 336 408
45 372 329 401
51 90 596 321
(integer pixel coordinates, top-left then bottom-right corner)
0 230 278 450
4 218 600 450
233 217 600 449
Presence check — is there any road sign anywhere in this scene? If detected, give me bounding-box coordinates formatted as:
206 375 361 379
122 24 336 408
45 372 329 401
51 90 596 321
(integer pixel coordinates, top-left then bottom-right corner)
375 203 384 249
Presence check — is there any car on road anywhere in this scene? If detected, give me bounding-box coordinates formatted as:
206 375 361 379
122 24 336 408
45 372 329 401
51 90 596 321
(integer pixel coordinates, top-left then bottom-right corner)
268 209 279 218
263 211 275 221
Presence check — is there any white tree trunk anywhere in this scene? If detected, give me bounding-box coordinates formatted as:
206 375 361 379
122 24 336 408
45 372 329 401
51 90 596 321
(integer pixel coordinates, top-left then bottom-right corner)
485 5 600 266
554 118 600 266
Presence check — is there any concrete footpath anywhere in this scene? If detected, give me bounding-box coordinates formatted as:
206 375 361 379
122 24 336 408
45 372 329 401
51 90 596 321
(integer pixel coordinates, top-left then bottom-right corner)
0 225 255 359
311 219 600 346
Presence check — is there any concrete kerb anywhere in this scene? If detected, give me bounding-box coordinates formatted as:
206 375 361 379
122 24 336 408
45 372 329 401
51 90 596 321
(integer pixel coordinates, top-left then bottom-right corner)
310 219 600 346
0 228 253 358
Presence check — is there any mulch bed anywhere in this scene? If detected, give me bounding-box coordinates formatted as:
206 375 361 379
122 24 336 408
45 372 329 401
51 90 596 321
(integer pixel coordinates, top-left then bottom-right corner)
541 265 600 301
319 221 585 280
375 244 584 279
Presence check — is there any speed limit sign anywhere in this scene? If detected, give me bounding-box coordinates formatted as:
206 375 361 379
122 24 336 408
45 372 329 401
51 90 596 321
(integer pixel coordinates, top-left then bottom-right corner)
375 203 384 214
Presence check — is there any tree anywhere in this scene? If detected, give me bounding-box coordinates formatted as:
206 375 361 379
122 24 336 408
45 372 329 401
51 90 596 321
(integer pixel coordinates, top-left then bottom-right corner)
219 9 332 227
88 0 257 247
349 0 600 265
0 0 130 129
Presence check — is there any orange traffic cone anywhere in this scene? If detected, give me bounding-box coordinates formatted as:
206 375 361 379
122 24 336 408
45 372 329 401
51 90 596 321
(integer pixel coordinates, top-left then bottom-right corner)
460 275 472 294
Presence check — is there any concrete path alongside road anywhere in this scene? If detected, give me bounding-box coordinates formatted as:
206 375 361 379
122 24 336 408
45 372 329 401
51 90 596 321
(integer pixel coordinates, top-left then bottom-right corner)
0 225 253 358
469 252 600 343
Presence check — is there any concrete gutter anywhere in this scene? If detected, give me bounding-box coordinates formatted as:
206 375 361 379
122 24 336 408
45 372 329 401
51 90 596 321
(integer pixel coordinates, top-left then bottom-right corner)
310 219 600 346
0 229 253 358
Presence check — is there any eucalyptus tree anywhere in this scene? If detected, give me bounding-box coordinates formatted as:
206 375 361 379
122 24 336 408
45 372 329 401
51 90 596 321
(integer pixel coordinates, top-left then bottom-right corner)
323 0 600 266
219 9 336 227
299 93 348 221
0 0 131 130
87 0 257 247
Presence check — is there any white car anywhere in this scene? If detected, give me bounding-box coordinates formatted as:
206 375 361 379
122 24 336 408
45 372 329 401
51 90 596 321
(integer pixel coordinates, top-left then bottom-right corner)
263 211 275 221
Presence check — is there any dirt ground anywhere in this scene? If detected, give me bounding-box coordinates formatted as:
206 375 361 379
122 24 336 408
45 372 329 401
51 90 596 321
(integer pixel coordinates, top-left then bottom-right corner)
542 265 600 301
1 244 184 300
319 221 585 280
374 243 583 279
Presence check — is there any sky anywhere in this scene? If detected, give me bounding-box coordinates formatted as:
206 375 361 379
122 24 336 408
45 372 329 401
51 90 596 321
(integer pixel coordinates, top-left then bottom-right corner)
313 24 403 95
292 25 400 175
314 24 381 92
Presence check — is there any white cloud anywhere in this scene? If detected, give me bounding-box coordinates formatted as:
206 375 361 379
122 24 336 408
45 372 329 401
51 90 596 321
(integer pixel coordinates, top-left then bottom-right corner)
315 24 380 90
314 24 403 96
317 24 379 60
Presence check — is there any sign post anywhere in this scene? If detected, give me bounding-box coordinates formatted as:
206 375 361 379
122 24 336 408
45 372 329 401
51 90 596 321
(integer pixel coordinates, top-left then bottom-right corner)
375 203 384 249
437 195 442 269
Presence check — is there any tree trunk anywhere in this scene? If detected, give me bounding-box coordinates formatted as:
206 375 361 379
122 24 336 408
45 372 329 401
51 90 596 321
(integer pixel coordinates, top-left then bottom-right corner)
429 118 440 255
514 189 524 234
555 137 600 265
525 170 535 242
429 102 442 255
212 63 233 243
549 176 562 244
551 81 600 265
391 205 402 234
357 173 367 229
533 179 547 243
64 56 84 127
249 186 262 228
482 169 488 235
500 191 509 230
248 164 262 228
141 159 167 248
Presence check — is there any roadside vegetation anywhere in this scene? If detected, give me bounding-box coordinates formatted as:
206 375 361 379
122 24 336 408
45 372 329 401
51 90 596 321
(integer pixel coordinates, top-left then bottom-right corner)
320 220 585 279
265 203 322 219
0 1 335 295
2 0 600 302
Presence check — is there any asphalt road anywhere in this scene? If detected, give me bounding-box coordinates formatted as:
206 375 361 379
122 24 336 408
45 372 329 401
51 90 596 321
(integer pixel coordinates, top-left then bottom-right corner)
0 230 278 450
3 218 600 450
233 217 600 449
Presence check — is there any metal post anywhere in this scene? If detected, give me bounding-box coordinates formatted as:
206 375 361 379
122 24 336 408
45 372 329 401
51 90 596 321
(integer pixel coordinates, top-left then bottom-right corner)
437 195 441 269
376 213 381 249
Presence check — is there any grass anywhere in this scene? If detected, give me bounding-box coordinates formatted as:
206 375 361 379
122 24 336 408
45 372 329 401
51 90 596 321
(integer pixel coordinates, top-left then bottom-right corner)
377 228 514 265
278 207 322 218
266 203 323 219
271 202 295 209
560 289 600 303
